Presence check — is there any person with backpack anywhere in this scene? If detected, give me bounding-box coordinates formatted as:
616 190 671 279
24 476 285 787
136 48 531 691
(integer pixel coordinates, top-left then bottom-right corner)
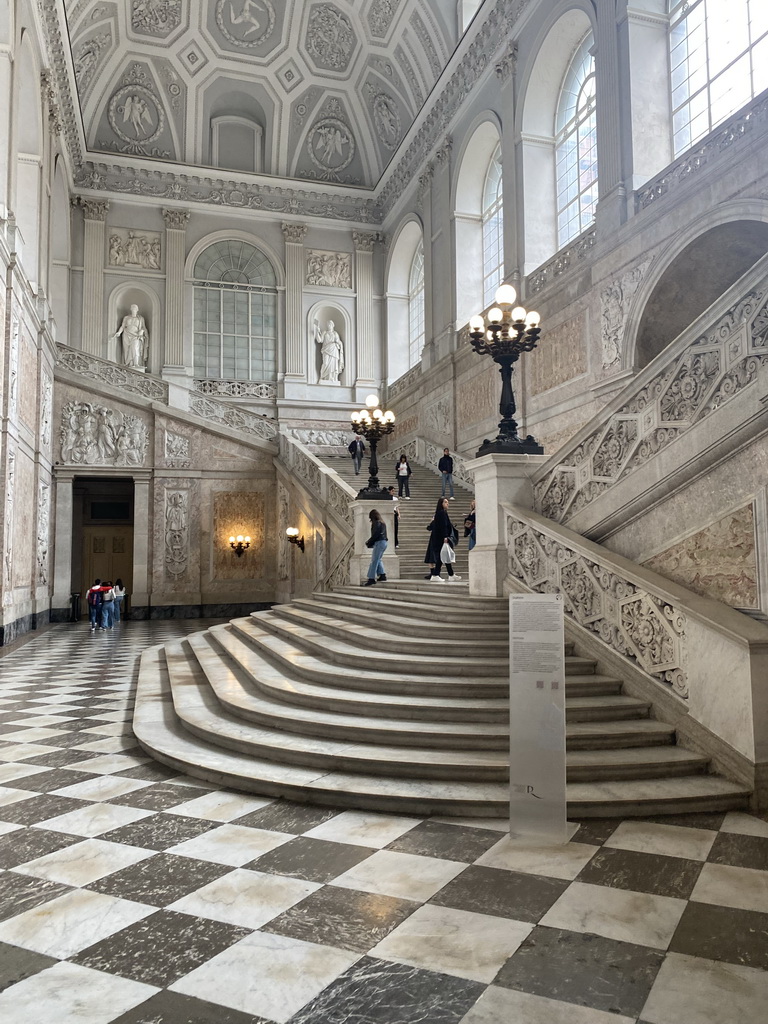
100 581 116 630
86 578 103 631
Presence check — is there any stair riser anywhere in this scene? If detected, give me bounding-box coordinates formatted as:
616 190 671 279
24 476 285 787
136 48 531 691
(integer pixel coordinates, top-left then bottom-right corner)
567 732 675 750
570 793 749 818
566 682 623 697
566 705 650 723
567 761 709 782
299 605 508 640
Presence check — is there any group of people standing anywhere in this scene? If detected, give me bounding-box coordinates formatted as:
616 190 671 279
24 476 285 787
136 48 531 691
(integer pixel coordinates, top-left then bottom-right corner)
85 578 126 630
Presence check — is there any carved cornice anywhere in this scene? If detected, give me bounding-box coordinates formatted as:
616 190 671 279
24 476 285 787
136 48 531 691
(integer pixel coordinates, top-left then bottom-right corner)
282 222 308 243
162 208 190 230
352 230 382 252
36 1 83 164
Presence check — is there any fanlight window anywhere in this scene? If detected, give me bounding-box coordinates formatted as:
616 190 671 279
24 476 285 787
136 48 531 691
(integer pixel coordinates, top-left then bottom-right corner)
669 0 768 156
193 240 277 381
408 241 425 369
555 35 598 248
482 144 503 306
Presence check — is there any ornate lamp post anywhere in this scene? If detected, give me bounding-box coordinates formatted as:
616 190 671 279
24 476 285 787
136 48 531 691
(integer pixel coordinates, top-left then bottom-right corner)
468 283 543 457
350 394 396 499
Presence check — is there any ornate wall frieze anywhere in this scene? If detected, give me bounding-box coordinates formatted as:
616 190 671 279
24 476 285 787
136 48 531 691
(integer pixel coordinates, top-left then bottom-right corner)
306 250 352 288
108 229 161 270
527 228 596 295
600 259 652 368
60 401 150 467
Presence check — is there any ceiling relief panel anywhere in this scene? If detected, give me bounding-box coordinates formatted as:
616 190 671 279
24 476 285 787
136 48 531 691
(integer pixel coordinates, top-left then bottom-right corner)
205 0 287 61
91 60 185 161
304 3 359 76
130 0 186 40
294 96 368 185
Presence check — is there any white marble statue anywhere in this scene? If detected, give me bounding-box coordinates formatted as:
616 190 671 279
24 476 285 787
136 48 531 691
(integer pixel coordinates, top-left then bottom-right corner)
313 318 344 382
114 304 149 369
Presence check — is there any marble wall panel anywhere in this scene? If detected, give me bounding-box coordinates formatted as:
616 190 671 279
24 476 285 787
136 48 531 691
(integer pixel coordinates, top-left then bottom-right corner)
642 503 758 609
213 490 266 581
457 366 497 430
539 419 589 456
527 314 587 396
422 391 453 442
18 327 38 432
12 452 35 590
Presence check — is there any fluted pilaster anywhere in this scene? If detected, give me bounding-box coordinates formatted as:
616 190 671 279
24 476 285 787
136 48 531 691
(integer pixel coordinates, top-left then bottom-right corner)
163 208 190 369
282 223 308 378
353 231 379 385
78 198 109 356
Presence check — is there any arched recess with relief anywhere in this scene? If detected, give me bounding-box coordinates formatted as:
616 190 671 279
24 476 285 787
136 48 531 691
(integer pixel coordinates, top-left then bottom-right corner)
107 282 163 376
384 216 424 385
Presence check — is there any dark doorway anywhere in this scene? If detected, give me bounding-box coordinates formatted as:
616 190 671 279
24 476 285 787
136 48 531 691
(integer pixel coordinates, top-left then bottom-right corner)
73 478 134 617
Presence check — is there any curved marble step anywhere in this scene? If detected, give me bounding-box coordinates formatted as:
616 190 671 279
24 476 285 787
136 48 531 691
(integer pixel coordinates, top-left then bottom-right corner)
566 719 676 749
312 590 513 625
293 597 509 641
567 776 751 817
565 695 650 722
566 746 710 782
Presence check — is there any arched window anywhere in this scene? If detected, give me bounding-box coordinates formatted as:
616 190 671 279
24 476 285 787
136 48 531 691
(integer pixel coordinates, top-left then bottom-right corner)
669 0 768 157
482 144 503 305
555 36 597 248
193 240 277 381
408 241 425 369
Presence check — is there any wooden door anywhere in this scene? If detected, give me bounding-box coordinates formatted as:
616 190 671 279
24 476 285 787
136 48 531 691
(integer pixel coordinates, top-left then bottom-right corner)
82 527 133 616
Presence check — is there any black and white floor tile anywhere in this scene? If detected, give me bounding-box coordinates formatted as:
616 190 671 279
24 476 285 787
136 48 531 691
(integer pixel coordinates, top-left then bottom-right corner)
0 621 766 1023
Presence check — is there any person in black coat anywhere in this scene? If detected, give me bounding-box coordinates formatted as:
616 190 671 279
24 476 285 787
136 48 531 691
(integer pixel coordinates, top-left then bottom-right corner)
424 497 460 582
348 436 366 475
363 509 388 586
394 453 412 498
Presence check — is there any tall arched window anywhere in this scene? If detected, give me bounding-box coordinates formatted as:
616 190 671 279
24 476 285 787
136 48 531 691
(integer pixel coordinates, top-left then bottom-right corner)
555 36 597 248
408 241 425 369
193 240 277 380
482 145 503 305
669 0 768 157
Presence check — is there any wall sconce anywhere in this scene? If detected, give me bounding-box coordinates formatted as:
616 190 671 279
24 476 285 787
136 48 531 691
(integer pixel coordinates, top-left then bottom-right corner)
286 527 305 553
229 534 251 557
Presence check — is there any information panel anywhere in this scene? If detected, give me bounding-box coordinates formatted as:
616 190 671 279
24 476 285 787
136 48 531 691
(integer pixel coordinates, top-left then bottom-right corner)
509 593 575 843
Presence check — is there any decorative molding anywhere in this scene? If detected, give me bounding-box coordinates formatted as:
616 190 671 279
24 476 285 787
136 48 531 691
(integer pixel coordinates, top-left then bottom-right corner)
434 135 452 166
193 378 277 400
189 395 277 441
36 480 50 586
36 0 84 164
352 230 381 252
41 68 62 135
527 228 597 295
56 344 169 403
4 448 15 596
40 373 53 450
600 259 652 368
287 427 350 447
60 401 150 467
282 222 308 244
162 208 190 229
495 43 518 81
387 362 422 400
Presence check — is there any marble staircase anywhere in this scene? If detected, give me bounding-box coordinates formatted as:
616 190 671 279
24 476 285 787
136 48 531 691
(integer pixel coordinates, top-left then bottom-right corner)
135 580 751 818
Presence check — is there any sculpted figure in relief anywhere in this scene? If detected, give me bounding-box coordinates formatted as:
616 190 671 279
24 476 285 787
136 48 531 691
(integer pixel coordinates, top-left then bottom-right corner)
114 304 149 369
313 319 344 382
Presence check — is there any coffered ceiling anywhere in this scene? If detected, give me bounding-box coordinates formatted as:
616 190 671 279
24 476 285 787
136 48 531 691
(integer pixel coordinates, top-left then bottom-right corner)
63 0 458 188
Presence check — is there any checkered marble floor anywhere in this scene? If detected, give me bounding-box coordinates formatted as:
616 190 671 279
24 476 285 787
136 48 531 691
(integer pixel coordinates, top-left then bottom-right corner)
0 622 766 1024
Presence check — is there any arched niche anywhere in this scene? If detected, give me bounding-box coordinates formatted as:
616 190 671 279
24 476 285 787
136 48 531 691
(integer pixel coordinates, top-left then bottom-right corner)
518 6 595 274
49 157 71 345
384 216 424 383
307 300 351 386
630 217 768 369
199 77 273 174
107 282 162 376
453 117 501 326
14 31 43 284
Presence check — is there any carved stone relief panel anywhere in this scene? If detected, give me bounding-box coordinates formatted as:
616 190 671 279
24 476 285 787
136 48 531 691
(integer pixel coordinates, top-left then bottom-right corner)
306 250 351 288
37 480 51 586
368 0 401 38
164 487 190 579
209 0 282 56
601 259 652 368
528 314 587 396
108 227 162 270
391 413 419 441
131 0 182 38
72 29 112 95
643 504 758 609
60 401 150 467
304 4 357 73
94 61 182 161
18 328 39 431
3 447 15 600
457 368 497 430
164 430 191 468
40 373 53 451
422 394 453 440
213 491 265 579
8 318 19 422
13 452 34 590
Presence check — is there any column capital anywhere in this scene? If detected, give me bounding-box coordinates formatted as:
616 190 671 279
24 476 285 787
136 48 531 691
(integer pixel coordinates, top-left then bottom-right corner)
495 44 518 82
163 208 190 230
74 197 110 221
282 222 308 243
352 230 382 252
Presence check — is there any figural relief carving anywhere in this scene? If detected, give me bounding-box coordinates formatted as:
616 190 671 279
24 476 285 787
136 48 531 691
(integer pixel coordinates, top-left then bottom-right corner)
306 250 351 288
371 91 401 149
308 112 355 179
109 229 161 270
305 5 356 71
164 431 191 468
164 489 189 578
601 259 652 368
37 481 50 586
60 402 150 467
131 0 182 37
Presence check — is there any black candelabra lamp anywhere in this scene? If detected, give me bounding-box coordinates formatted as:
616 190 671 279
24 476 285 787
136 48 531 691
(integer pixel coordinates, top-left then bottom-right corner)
350 395 396 499
468 283 543 457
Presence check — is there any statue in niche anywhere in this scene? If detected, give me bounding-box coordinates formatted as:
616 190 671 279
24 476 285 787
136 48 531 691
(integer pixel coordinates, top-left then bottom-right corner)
313 319 344 382
114 304 149 369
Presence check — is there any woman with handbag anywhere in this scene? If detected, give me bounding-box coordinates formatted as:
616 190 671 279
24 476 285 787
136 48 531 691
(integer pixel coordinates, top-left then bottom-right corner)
424 497 461 583
363 509 388 587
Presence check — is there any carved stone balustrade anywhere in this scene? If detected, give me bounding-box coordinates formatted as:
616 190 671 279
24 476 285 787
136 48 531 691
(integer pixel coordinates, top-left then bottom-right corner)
56 344 169 403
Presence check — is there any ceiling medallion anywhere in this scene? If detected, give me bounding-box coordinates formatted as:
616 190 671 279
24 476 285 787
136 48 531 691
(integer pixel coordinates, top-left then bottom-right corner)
107 85 165 150
307 117 355 179
305 5 355 72
215 0 276 47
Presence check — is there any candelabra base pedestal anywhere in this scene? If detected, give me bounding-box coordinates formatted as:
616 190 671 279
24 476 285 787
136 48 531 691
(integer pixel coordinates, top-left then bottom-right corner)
356 486 392 501
476 434 544 458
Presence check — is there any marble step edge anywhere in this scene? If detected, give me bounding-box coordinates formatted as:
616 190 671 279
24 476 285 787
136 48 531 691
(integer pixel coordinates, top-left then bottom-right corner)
296 597 510 637
566 719 676 749
566 746 710 781
313 592 510 625
332 584 503 606
567 776 751 817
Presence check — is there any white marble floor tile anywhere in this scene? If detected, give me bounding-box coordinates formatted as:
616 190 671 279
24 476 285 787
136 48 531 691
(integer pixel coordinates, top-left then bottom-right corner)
641 952 768 1024
0 786 36 807
167 824 292 866
171 930 359 1024
0 887 155 957
332 849 466 902
460 984 636 1024
52 775 153 801
33 801 153 837
68 753 149 774
84 723 133 737
12 837 155 886
168 790 273 822
0 743 60 762
165 774 213 788
370 903 532 983
690 862 768 914
0 727 66 743
77 737 139 754
303 810 422 849
721 811 768 839
3 714 76 727
168 868 320 929
0 961 157 1024
0 821 22 836
604 820 717 861
540 881 686 950
474 836 600 880
0 762 48 784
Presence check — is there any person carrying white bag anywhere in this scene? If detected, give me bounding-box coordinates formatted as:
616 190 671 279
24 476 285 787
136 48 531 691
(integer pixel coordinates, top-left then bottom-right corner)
424 497 461 583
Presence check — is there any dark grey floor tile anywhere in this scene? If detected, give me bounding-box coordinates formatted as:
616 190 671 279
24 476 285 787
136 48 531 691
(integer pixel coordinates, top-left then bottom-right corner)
110 989 271 1024
20 748 104 768
264 884 417 953
494 925 664 1017
32 730 103 747
287 955 484 1024
86 853 231 907
577 846 703 899
248 837 376 883
46 718 114 732
73 910 251 986
642 811 726 831
233 800 336 834
0 941 58 994
115 763 185 782
430 865 568 923
386 820 499 862
100 813 218 850
707 832 768 871
669 902 768 970
0 793 91 825
0 871 71 922
10 768 97 793
107 783 196 811
570 819 624 847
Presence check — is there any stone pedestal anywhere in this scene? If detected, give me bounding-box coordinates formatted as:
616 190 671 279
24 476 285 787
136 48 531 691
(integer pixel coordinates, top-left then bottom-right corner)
466 453 548 597
350 500 400 585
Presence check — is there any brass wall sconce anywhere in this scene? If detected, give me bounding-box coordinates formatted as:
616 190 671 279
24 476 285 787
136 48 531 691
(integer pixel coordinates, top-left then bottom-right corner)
229 534 251 557
286 527 305 553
